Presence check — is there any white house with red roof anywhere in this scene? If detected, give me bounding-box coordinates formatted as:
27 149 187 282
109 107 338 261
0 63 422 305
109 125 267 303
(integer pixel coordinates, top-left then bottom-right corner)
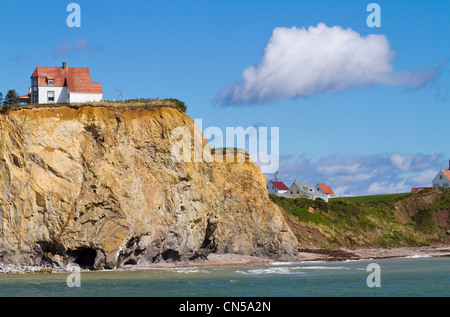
267 181 289 195
287 181 337 202
315 183 337 198
432 165 450 189
28 62 102 104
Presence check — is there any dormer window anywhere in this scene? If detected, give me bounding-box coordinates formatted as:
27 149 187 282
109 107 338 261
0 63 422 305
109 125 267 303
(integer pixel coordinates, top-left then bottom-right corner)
48 79 54 86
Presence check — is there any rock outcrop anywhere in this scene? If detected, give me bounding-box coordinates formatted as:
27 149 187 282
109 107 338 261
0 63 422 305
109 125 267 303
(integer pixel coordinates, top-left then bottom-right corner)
0 105 297 269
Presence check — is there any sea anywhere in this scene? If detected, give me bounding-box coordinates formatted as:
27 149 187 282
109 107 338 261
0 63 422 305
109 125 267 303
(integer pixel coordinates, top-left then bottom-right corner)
0 257 448 297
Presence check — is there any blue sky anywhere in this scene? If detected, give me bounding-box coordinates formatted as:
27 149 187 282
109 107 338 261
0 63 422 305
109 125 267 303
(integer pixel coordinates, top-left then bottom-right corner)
1 0 449 195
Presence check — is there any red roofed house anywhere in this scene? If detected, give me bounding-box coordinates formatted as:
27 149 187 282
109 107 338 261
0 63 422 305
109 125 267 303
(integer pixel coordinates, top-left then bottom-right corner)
315 183 337 198
432 162 450 189
29 62 102 104
411 187 432 193
267 181 289 195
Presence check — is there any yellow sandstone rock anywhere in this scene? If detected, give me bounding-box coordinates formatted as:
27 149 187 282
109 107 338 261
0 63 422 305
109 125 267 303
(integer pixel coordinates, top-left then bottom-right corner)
0 106 297 269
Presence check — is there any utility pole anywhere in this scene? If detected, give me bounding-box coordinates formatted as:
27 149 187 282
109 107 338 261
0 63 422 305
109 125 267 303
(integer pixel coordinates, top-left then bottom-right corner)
116 89 124 103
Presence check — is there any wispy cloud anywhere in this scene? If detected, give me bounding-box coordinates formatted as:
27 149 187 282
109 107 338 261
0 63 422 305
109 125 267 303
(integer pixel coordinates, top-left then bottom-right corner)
268 152 446 196
8 53 27 63
51 38 102 58
214 23 441 106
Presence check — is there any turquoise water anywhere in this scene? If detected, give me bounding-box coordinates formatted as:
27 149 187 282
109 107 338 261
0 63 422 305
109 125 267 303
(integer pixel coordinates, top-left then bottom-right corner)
0 257 448 297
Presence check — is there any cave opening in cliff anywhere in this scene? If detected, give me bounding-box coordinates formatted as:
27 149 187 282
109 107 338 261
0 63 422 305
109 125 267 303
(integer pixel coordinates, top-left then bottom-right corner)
70 247 97 269
161 249 181 262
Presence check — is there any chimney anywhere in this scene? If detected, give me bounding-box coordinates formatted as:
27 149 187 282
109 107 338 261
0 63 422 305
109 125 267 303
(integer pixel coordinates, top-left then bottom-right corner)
62 62 66 69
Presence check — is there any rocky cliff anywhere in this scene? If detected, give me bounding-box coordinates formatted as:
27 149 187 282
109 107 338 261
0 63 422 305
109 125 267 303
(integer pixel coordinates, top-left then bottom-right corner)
0 105 297 269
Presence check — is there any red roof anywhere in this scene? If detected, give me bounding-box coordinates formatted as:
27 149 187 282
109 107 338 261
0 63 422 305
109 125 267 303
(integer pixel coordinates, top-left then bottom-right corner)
270 181 289 191
411 187 432 193
31 64 102 94
19 93 31 98
442 170 450 180
317 183 335 195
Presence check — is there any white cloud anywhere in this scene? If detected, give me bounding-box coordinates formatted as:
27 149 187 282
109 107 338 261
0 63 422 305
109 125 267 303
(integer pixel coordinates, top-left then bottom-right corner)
214 23 439 105
52 38 102 58
390 153 443 172
269 152 445 196
316 163 361 176
367 180 410 195
406 170 437 185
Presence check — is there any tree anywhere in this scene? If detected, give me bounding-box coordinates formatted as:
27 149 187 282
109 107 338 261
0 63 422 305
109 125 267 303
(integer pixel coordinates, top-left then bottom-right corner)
3 89 18 106
0 92 3 105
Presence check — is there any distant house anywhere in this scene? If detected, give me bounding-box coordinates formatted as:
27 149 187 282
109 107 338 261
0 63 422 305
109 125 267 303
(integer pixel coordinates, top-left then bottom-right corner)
267 181 289 195
14 93 31 105
28 62 103 104
289 182 314 198
432 168 450 189
288 181 331 202
411 187 432 193
315 183 337 198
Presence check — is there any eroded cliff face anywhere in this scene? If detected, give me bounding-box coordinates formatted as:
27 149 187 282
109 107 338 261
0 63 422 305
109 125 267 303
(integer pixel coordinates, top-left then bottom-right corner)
0 106 297 269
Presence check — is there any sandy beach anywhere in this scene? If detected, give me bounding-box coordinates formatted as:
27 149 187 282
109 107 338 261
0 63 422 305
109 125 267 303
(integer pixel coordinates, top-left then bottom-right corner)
123 245 450 270
2 245 449 273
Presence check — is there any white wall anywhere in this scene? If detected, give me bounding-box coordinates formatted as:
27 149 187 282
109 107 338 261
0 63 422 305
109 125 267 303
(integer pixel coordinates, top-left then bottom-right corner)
432 171 450 188
38 87 69 104
267 183 277 195
69 92 103 103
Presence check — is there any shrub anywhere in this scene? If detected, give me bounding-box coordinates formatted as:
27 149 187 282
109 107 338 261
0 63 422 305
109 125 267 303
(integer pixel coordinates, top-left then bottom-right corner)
412 210 436 234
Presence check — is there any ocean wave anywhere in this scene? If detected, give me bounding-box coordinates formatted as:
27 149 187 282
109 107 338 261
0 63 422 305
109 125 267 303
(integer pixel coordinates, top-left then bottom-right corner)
170 268 211 274
270 262 297 266
299 266 351 270
401 254 432 259
236 267 306 275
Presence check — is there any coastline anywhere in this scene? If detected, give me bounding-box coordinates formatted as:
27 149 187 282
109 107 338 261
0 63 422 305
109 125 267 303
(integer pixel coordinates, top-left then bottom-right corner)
1 245 449 274
123 245 450 270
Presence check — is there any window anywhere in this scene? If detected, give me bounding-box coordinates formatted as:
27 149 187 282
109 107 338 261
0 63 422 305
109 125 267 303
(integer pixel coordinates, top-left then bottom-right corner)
290 190 293 194
48 91 55 102
48 79 54 85
33 77 37 86
297 189 299 194
440 175 443 179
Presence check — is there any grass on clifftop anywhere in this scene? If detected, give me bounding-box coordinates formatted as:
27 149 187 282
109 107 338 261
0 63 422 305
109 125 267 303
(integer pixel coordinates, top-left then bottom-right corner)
271 189 450 249
1 98 187 114
329 192 411 204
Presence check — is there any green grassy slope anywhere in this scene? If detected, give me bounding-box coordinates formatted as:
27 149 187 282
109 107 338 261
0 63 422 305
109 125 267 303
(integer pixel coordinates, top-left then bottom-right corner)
271 189 450 249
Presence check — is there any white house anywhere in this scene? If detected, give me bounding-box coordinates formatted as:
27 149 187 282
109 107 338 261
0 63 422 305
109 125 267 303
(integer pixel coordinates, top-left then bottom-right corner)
432 169 450 189
288 181 331 202
267 181 289 195
314 183 338 198
29 62 103 104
